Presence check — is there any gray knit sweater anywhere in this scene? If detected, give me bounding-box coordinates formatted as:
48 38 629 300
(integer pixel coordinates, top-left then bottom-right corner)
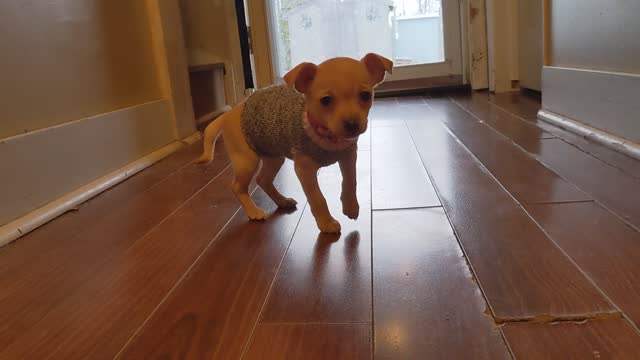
241 85 355 167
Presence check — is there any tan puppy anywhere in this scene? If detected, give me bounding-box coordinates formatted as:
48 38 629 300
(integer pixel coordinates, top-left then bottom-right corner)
197 54 392 233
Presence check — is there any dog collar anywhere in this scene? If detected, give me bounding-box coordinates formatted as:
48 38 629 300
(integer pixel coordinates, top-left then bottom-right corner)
303 112 357 152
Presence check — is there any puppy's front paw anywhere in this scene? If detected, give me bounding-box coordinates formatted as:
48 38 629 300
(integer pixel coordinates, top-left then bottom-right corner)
247 207 268 221
342 198 360 220
318 217 341 234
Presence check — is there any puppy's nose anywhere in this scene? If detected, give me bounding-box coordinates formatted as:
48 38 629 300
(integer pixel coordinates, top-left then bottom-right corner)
343 120 360 136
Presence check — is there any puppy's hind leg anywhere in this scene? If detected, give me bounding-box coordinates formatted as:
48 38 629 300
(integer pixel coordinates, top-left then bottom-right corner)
257 157 297 209
230 152 267 220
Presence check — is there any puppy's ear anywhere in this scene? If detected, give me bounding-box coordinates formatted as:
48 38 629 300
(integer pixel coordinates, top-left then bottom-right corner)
283 62 317 93
361 53 393 86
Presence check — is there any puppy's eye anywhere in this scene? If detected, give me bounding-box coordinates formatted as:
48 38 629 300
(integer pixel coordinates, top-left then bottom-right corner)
360 91 372 102
320 96 333 106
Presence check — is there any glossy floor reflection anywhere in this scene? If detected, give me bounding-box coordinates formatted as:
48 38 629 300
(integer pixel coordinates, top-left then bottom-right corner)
1 92 640 359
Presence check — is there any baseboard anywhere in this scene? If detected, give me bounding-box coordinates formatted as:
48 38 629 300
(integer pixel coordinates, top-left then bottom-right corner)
538 109 640 160
541 66 640 144
0 99 176 229
0 131 201 247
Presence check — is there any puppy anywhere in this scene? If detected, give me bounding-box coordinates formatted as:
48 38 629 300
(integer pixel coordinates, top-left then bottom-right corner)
197 54 393 233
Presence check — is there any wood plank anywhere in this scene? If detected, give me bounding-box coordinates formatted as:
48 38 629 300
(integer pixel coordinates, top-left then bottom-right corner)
396 95 428 105
373 208 510 359
0 141 229 351
524 138 640 231
488 91 541 120
527 201 640 328
244 324 371 360
0 165 246 359
370 102 409 127
452 93 640 229
372 124 440 210
260 153 372 323
119 163 305 360
374 97 398 104
428 100 589 204
406 116 616 320
447 94 555 143
542 127 640 180
503 319 640 359
484 92 640 180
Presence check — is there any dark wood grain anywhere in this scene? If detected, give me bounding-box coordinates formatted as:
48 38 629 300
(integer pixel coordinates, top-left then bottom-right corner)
0 141 229 352
371 124 440 209
488 91 541 121
369 102 410 127
527 201 640 328
426 100 589 204
0 164 245 359
476 91 640 180
119 163 305 360
260 153 372 323
244 324 371 360
524 138 640 231
453 92 640 230
446 94 554 143
373 208 510 359
397 95 428 105
547 127 640 180
503 319 640 359
406 116 616 320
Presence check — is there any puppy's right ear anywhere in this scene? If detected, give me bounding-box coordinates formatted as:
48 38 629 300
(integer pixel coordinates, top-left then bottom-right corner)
283 62 317 93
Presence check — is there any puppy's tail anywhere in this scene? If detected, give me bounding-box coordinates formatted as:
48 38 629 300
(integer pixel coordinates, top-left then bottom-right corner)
196 113 226 164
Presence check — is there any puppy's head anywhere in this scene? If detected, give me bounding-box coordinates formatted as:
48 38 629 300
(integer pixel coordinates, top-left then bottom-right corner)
284 53 393 140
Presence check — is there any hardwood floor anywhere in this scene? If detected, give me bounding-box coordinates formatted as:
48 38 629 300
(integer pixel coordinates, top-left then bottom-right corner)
1 91 640 359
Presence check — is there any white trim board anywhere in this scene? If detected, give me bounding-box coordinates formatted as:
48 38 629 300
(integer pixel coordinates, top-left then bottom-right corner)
541 66 640 144
538 109 640 160
0 131 201 247
0 100 176 229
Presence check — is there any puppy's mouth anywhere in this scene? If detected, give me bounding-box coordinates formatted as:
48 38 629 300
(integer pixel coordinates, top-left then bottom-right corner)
311 123 358 143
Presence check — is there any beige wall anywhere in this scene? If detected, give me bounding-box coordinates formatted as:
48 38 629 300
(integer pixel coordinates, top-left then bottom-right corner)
486 0 520 92
0 0 194 228
0 0 163 139
180 0 245 103
518 0 542 91
551 0 640 74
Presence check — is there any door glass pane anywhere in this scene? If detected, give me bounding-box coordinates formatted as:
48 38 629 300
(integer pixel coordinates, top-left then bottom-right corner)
270 0 444 77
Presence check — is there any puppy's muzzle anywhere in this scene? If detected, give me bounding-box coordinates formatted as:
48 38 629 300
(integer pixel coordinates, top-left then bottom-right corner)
343 120 361 137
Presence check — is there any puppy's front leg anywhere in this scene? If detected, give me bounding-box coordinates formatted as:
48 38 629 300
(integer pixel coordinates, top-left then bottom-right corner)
339 148 359 220
294 154 341 233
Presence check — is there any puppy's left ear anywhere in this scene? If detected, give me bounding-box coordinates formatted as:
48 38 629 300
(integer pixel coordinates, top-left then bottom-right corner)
283 62 317 93
361 53 393 86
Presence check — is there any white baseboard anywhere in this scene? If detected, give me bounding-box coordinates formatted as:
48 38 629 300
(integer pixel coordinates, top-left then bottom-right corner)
541 66 640 144
0 132 201 247
538 109 640 160
0 100 176 236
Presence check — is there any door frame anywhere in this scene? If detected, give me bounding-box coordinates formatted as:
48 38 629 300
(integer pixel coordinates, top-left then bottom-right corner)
249 0 479 92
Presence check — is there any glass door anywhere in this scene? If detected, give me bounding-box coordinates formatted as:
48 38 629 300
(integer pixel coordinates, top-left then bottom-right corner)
266 0 463 90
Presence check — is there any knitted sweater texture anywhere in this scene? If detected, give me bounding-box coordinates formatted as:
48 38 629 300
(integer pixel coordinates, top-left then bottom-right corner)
240 85 355 167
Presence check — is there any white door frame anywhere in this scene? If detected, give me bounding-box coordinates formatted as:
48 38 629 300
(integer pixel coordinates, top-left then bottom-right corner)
251 0 470 91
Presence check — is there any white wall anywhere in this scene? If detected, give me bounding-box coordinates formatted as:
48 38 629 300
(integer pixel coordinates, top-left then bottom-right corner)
550 0 640 74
